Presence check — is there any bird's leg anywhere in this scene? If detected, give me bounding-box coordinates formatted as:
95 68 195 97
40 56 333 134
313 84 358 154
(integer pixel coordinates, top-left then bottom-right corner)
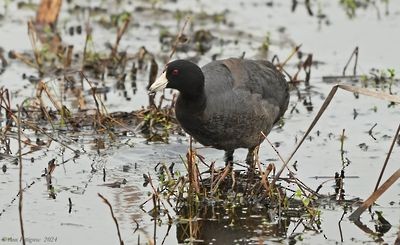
246 146 258 170
224 150 234 166
246 146 258 182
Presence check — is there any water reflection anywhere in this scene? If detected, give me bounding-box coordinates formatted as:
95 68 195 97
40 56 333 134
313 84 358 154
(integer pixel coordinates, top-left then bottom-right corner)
176 203 293 244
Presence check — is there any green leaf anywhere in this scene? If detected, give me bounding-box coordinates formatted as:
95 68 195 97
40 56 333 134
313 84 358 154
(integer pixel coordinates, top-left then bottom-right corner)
302 197 310 207
295 189 302 198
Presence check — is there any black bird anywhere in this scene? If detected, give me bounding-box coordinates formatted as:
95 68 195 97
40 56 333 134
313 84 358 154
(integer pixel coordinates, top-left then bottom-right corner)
149 58 289 166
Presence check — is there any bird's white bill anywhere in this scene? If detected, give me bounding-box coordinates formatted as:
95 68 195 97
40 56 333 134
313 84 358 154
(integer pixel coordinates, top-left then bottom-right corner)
149 71 168 92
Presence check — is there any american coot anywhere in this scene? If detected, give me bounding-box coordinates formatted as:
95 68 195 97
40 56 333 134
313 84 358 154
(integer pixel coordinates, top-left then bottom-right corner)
149 58 289 166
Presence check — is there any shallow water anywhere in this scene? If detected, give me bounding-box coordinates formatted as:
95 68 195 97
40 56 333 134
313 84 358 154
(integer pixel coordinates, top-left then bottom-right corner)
0 0 400 244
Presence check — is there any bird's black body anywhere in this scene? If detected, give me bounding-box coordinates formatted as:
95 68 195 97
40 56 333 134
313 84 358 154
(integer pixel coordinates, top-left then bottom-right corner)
152 58 289 165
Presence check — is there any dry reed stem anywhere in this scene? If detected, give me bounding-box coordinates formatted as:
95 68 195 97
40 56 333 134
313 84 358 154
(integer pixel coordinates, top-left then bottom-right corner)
36 0 62 25
0 92 42 146
146 173 172 221
112 15 131 57
187 138 201 193
8 51 36 67
211 165 231 194
257 161 272 194
98 108 138 133
80 72 109 115
168 16 191 61
98 193 124 245
165 177 183 201
36 81 68 130
0 88 14 133
17 105 26 245
373 122 400 192
230 168 236 190
284 51 311 84
210 162 215 191
27 20 42 71
339 128 347 168
277 44 302 71
342 46 359 76
80 72 114 133
23 121 77 152
262 132 316 196
150 16 190 110
348 168 400 221
64 45 73 68
0 103 36 146
82 24 92 66
272 84 400 186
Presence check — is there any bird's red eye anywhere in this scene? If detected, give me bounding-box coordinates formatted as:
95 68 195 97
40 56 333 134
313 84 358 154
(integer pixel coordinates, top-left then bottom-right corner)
172 69 179 76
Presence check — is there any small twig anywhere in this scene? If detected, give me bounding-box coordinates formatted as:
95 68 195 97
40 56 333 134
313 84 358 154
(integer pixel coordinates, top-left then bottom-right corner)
27 20 42 72
80 72 109 115
160 224 172 245
146 173 173 221
64 45 73 68
196 154 211 168
165 177 182 201
68 197 72 214
133 218 140 234
36 80 63 111
7 51 36 67
231 168 236 190
277 44 302 71
98 193 124 245
23 121 77 152
82 24 92 66
148 58 158 107
80 71 112 132
305 0 313 15
210 162 215 192
211 165 231 194
112 14 131 57
17 105 26 245
340 129 346 166
342 46 359 76
368 123 377 141
303 54 313 88
290 218 304 236
168 16 191 61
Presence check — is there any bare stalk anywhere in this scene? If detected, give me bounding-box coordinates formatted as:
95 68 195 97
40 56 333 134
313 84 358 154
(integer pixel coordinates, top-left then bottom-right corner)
98 193 124 245
17 105 26 245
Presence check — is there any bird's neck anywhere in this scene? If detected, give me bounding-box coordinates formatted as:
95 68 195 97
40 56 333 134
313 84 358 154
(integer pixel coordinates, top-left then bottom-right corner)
177 90 206 113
